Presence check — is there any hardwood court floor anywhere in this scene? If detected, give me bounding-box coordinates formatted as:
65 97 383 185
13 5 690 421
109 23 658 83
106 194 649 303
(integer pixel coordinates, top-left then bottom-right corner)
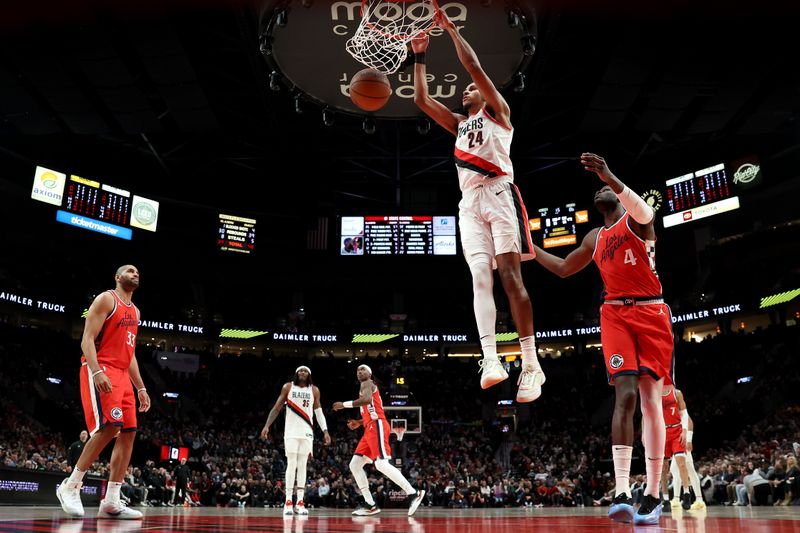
0 506 799 532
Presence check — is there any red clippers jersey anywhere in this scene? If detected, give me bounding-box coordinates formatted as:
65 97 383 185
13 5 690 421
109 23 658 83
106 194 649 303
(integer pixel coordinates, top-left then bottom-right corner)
662 388 681 426
454 106 514 192
592 213 663 299
92 290 138 369
360 384 386 424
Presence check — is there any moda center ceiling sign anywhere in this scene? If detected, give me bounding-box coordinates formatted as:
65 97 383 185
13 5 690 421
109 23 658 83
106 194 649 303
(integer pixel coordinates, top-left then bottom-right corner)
260 1 536 118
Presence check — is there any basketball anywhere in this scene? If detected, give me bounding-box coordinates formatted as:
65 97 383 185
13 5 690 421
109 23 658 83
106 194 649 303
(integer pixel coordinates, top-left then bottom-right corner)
349 68 392 112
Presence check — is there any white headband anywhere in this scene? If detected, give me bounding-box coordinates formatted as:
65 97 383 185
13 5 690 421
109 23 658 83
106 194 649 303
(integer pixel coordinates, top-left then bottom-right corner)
358 364 372 376
295 366 311 375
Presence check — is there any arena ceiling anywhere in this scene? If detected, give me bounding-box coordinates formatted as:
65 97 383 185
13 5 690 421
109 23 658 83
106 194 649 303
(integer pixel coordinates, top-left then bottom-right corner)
0 0 798 326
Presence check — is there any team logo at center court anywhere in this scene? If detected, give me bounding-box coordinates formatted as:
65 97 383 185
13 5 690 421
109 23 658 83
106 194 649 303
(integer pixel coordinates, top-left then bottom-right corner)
110 407 123 420
609 354 624 369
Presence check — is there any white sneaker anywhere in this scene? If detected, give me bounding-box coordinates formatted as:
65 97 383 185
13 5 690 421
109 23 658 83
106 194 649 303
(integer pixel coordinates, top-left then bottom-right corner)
516 366 546 402
295 500 309 515
407 489 425 516
56 480 84 518
478 357 508 389
283 500 294 515
97 499 144 519
670 498 681 507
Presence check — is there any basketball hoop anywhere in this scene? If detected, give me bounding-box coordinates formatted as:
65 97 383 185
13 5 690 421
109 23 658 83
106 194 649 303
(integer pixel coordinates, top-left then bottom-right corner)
392 426 406 442
346 0 440 75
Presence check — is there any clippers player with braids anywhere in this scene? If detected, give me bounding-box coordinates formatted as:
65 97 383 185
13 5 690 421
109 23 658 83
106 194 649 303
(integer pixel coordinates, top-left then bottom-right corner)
260 366 331 515
57 265 150 520
532 154 673 525
333 364 425 516
412 12 545 402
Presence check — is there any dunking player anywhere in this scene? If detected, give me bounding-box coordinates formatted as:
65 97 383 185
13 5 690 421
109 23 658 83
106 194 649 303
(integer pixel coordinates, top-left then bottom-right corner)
662 388 704 510
412 13 545 402
531 154 672 525
333 364 425 516
260 366 331 515
57 265 150 519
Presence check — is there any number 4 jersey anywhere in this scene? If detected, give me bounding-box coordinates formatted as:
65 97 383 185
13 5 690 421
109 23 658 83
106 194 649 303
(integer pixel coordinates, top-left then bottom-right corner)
592 213 663 299
454 106 514 192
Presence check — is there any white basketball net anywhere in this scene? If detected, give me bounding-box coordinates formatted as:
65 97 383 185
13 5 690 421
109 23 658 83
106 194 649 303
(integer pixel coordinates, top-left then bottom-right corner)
346 0 439 75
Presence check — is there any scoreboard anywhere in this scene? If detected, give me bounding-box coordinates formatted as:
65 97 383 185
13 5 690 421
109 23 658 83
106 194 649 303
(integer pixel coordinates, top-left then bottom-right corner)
340 215 456 256
663 163 741 228
64 176 130 225
218 213 256 254
33 167 160 240
529 203 589 248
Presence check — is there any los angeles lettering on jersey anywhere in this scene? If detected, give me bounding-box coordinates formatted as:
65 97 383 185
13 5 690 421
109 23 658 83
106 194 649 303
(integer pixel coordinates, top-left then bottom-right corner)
457 117 484 137
116 313 138 328
600 233 630 265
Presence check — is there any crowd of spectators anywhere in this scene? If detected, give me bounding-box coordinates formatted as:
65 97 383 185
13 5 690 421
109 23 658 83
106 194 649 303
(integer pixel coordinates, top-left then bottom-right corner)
0 322 797 510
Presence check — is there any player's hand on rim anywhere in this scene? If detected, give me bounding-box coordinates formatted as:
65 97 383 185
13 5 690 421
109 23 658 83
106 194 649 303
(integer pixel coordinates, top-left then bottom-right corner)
411 33 429 53
435 9 456 31
580 152 613 183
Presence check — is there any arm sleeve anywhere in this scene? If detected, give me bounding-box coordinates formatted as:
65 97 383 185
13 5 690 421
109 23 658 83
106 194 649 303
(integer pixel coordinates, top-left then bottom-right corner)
680 408 689 430
314 407 328 432
616 186 655 225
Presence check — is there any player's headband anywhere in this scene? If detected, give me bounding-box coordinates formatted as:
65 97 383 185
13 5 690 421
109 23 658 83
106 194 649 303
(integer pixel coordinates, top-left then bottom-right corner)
295 366 311 375
357 364 372 376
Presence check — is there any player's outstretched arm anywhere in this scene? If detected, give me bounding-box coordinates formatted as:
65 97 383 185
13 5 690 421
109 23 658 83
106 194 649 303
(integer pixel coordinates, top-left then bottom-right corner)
533 228 598 278
581 153 654 226
261 382 290 439
437 11 510 128
412 33 462 135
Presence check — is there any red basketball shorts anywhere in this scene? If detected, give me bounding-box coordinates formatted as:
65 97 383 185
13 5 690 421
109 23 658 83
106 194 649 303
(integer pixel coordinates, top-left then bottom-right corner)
600 302 674 386
80 363 137 436
354 418 392 461
664 425 686 459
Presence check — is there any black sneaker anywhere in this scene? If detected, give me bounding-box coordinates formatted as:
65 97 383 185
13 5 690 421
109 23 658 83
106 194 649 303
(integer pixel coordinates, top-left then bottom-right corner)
681 490 692 510
662 499 671 512
634 495 663 525
607 493 634 523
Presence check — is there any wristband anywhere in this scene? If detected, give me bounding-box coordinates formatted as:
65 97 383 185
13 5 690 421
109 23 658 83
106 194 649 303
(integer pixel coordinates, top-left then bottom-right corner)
414 52 426 64
343 401 354 408
91 369 105 378
687 430 693 443
137 387 147 393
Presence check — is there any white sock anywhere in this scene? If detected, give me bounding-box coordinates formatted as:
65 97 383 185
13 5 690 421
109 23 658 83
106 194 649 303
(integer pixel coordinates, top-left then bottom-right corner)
471 259 497 361
297 489 305 502
612 445 633 497
481 337 498 360
68 466 86 485
519 336 540 370
360 487 375 506
375 459 415 495
106 481 122 502
350 455 375 505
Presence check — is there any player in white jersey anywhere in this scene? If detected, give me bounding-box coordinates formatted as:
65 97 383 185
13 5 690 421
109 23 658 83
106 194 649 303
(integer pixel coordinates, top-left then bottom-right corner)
413 11 545 402
261 366 331 515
